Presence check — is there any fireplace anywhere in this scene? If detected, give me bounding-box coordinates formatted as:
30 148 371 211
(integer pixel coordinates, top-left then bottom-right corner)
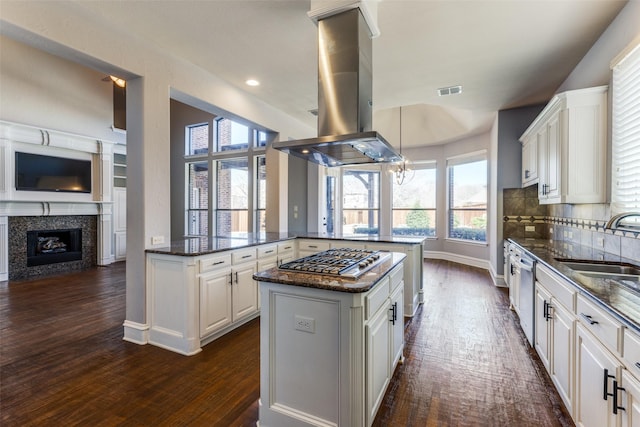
7 216 97 281
27 228 83 266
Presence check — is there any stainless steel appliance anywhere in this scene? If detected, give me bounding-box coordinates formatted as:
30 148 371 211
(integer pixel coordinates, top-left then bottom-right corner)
517 251 536 346
278 248 390 279
272 6 403 167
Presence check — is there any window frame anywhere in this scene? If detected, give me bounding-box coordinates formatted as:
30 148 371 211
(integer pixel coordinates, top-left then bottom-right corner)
391 162 437 238
341 167 381 236
446 151 488 243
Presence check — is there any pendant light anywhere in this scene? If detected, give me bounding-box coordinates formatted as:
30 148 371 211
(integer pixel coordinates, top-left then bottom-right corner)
394 106 414 185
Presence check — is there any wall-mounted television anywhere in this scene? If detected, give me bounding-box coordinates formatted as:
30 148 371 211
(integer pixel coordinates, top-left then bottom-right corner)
15 152 92 193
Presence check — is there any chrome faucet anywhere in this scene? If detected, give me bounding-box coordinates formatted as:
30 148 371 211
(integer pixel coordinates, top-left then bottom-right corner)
605 212 640 230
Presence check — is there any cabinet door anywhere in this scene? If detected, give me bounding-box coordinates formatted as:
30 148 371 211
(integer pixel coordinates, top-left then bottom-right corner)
537 127 548 199
622 370 640 427
551 299 574 415
545 112 562 201
522 138 538 186
200 270 232 337
535 283 552 371
575 323 620 427
232 263 258 321
390 284 404 369
366 303 391 425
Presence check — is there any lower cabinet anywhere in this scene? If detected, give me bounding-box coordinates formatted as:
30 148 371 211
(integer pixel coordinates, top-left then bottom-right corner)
231 262 258 320
575 322 621 427
199 269 232 338
366 298 391 423
621 370 640 427
535 283 552 370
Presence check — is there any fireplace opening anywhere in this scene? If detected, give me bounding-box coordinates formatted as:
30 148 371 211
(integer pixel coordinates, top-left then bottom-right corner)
27 228 82 267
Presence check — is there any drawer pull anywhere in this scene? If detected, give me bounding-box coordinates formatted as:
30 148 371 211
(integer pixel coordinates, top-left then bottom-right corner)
635 362 640 370
242 254 252 259
211 260 225 266
283 246 292 250
264 250 274 254
308 245 318 248
580 313 599 325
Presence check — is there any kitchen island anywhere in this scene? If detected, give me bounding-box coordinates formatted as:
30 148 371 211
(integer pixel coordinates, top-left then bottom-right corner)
142 233 423 355
254 250 406 427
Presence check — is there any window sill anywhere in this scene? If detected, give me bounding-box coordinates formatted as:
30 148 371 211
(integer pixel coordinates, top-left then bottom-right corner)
444 238 488 247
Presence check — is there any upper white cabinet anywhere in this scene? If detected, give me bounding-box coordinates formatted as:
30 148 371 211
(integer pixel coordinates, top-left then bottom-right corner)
521 134 538 187
520 86 608 204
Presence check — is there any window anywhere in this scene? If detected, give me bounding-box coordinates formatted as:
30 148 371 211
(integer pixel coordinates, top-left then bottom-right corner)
392 164 437 237
187 124 208 155
447 153 487 242
187 161 209 236
612 43 640 226
185 116 271 237
256 156 267 232
343 169 379 236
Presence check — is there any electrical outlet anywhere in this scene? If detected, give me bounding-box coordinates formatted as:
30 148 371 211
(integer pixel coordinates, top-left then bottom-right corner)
151 236 165 245
525 225 535 232
294 315 315 333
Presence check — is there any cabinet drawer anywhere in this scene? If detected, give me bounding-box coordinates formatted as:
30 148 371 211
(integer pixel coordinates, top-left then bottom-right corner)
277 241 295 254
232 248 257 264
199 253 232 274
623 329 640 377
366 278 390 320
298 240 330 252
577 294 622 354
536 264 576 312
257 244 277 258
389 265 403 292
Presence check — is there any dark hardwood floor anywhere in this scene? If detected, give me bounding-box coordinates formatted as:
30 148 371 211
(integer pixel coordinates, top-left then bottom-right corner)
1 260 573 426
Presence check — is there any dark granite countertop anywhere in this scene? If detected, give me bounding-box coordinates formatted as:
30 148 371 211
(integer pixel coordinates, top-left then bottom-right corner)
299 232 426 245
145 233 296 256
253 252 406 293
508 238 640 333
146 232 424 257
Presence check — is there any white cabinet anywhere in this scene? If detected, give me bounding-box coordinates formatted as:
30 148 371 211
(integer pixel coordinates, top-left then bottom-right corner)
521 135 538 187
231 262 257 321
200 269 232 337
113 187 127 261
575 322 621 427
258 262 405 427
551 298 575 414
276 241 295 265
534 283 552 370
297 239 330 257
621 370 640 427
520 86 607 204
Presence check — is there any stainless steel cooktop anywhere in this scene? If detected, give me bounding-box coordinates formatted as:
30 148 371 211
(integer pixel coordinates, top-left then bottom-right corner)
278 248 389 279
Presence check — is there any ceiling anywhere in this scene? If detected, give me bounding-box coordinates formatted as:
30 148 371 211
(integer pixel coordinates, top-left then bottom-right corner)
73 0 627 146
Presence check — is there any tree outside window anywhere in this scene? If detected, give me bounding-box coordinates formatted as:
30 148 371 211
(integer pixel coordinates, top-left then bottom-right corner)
447 155 487 242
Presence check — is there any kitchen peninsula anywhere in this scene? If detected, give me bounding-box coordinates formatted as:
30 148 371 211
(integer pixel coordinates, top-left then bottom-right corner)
144 233 424 355
254 250 406 427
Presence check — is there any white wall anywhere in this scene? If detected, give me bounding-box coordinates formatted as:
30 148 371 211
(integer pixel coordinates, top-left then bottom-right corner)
0 2 313 338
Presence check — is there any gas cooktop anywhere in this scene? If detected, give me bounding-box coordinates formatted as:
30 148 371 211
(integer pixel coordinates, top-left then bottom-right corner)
278 248 389 279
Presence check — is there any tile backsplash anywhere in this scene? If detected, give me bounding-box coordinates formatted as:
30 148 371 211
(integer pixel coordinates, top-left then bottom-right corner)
503 184 640 264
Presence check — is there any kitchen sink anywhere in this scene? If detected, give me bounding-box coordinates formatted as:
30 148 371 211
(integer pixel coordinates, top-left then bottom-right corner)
555 259 640 276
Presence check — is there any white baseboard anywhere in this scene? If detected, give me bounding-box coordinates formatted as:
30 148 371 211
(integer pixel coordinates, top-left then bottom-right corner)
423 251 507 288
122 320 149 345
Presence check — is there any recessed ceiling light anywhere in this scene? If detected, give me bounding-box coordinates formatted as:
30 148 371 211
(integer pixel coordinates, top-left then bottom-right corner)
438 85 463 96
246 79 260 87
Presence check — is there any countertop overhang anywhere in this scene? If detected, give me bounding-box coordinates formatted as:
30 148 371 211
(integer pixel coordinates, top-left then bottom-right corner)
253 252 406 293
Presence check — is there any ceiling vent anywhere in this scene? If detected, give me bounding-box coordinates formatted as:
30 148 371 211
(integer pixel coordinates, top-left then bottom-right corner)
438 85 463 96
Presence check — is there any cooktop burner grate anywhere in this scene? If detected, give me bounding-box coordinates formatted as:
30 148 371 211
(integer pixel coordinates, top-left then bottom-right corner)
278 248 383 277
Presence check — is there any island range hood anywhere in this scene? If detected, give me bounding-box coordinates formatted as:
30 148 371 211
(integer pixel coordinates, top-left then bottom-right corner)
272 6 403 167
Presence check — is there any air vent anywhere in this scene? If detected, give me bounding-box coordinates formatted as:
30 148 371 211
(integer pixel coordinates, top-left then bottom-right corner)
438 85 463 96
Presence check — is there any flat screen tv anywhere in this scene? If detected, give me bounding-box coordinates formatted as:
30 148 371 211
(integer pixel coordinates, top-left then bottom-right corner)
15 152 92 193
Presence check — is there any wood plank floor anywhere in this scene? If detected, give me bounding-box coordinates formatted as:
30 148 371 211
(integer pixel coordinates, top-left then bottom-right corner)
1 260 574 426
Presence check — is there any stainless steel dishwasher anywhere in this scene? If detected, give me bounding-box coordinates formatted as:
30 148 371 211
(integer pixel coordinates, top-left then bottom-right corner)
517 252 536 346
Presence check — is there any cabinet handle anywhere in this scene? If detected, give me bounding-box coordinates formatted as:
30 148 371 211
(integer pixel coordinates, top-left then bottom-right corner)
235 272 238 283
389 302 398 325
230 272 233 285
580 313 599 325
525 169 530 179
211 260 225 266
264 250 274 254
543 184 549 195
613 380 626 414
284 246 292 250
308 245 318 248
543 300 552 321
242 254 252 259
604 368 616 400
635 362 640 370
510 264 515 276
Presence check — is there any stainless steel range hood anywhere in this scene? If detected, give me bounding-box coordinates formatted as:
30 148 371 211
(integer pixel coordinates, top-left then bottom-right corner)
272 6 402 167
